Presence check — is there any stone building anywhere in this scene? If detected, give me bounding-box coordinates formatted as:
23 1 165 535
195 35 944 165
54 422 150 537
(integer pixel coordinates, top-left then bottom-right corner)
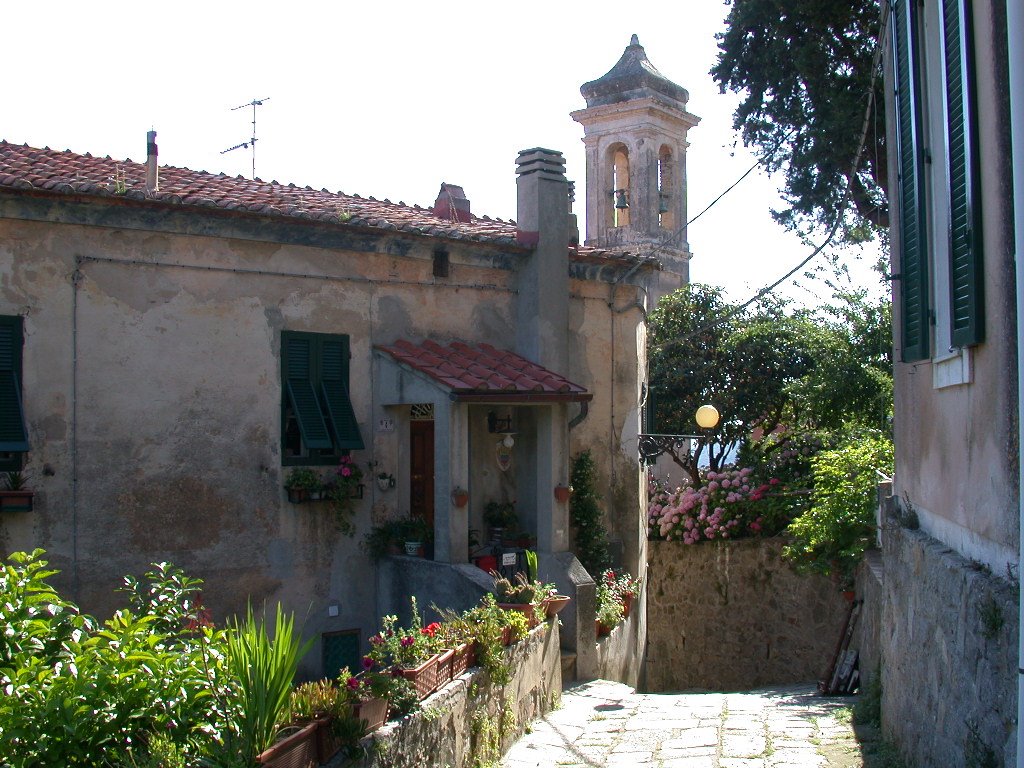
0 36 697 684
880 1 1023 764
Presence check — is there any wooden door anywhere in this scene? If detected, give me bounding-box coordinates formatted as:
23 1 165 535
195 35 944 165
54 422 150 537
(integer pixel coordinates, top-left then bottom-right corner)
410 420 434 527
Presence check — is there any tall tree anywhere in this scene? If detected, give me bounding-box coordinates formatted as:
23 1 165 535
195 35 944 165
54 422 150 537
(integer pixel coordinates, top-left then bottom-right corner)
647 284 892 484
711 0 887 237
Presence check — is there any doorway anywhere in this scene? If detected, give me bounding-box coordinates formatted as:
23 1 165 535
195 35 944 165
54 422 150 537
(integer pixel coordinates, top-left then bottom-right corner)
410 419 434 527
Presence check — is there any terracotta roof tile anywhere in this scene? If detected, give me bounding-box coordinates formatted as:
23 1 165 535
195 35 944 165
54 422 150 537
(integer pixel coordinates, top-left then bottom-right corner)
376 340 590 402
0 140 653 270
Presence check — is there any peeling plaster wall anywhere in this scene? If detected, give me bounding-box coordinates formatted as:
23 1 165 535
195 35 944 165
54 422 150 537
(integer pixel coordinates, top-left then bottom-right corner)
0 209 651 681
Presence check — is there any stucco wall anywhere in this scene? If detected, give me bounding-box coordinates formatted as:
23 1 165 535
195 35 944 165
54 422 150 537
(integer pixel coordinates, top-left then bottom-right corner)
0 202 652 680
645 539 849 692
889 0 1018 575
880 523 1018 768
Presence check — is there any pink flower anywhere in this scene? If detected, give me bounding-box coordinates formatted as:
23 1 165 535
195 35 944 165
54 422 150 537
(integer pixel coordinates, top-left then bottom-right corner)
401 636 415 648
362 656 374 670
341 467 352 477
347 676 361 691
721 479 731 488
769 478 780 486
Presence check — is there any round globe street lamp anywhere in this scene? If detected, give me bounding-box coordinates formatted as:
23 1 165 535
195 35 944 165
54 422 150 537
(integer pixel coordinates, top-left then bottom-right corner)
695 404 720 430
638 403 721 464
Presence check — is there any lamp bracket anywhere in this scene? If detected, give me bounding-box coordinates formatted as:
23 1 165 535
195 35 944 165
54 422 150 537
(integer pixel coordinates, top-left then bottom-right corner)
638 433 701 465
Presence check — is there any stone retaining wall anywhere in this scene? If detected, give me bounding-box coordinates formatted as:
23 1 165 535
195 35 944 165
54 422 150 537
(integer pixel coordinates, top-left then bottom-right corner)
880 525 1018 768
645 539 849 691
349 620 561 768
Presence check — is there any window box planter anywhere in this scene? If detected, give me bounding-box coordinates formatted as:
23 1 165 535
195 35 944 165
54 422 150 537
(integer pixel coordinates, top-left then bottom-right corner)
312 716 343 765
0 490 33 512
435 647 456 688
257 720 318 768
286 483 364 505
351 696 389 734
451 641 476 677
398 654 440 700
596 619 613 637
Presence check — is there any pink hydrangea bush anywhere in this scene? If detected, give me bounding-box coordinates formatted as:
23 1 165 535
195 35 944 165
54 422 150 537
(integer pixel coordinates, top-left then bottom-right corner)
647 467 783 543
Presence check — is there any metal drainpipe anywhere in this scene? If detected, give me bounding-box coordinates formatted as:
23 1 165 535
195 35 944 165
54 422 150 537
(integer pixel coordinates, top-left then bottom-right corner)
71 260 82 599
1007 0 1024 763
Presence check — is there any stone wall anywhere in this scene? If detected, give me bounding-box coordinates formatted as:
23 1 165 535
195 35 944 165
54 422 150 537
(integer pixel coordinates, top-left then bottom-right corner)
880 524 1018 768
645 539 849 692
349 621 561 768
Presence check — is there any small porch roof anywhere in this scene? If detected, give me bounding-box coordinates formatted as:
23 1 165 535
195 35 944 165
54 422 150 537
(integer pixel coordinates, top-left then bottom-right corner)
375 339 591 403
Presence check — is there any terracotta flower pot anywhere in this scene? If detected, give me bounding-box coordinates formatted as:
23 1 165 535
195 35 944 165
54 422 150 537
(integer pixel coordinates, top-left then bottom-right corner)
596 620 612 637
621 593 634 619
554 485 572 503
544 595 571 617
451 489 469 508
0 490 33 512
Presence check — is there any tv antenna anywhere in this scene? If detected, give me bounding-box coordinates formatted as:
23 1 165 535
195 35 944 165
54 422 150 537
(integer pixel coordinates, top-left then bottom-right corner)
221 97 270 179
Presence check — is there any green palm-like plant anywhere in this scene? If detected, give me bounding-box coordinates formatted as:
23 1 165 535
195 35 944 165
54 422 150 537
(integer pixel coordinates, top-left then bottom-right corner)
224 603 314 760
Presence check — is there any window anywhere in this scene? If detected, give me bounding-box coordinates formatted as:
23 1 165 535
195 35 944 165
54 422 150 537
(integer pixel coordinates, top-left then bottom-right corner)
893 0 983 366
0 315 28 471
281 331 363 466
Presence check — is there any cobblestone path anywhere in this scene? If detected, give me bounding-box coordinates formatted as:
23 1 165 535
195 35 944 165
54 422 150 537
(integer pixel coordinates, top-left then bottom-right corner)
502 680 870 768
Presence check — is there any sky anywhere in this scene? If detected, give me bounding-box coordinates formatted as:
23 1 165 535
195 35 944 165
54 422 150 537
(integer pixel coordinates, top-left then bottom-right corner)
3 0 880 305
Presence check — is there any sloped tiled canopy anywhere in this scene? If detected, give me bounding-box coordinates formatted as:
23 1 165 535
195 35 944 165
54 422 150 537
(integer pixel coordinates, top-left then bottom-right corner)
375 340 591 403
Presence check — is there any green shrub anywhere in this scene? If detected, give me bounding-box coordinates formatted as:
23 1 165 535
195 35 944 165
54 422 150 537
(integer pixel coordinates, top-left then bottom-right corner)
0 551 234 766
783 431 893 588
569 450 610 575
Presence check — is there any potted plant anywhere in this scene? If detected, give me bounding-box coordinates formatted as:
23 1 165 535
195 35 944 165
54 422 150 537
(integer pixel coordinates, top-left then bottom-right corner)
284 468 320 504
376 472 395 492
403 515 432 558
366 597 440 700
602 569 642 619
596 580 624 636
1 470 34 512
554 484 573 503
483 500 517 542
324 455 364 536
451 487 470 508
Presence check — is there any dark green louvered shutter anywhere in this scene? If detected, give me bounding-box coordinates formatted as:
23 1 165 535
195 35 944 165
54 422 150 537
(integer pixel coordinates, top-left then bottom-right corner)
894 0 930 362
943 0 984 347
283 333 332 450
321 337 364 450
644 385 659 434
0 316 28 453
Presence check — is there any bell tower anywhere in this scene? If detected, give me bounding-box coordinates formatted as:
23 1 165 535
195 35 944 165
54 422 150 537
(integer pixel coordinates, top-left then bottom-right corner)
571 35 700 294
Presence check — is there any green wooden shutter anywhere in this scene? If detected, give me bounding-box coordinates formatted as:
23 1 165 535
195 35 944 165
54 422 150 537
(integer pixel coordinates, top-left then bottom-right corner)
0 317 28 452
320 337 364 450
894 0 930 362
644 385 659 434
283 333 332 450
943 0 984 347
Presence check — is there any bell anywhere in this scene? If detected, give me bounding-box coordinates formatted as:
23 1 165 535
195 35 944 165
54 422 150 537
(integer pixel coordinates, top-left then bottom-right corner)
614 189 629 210
659 194 670 214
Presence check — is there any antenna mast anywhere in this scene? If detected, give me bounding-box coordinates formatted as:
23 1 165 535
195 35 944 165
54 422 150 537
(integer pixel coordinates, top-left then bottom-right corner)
221 97 270 179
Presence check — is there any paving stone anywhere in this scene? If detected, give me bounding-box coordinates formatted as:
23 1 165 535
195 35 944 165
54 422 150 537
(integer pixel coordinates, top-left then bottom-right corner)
500 680 864 768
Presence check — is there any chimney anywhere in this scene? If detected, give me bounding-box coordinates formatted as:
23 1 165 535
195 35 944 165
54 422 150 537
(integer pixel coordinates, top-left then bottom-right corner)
433 183 471 222
145 130 159 192
514 148 570 371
